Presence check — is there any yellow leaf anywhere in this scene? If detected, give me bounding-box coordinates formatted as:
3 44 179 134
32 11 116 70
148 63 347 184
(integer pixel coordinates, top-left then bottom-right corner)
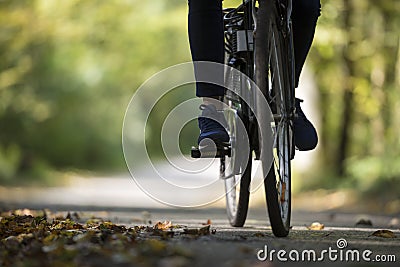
371 230 396 238
154 220 173 230
307 222 324 230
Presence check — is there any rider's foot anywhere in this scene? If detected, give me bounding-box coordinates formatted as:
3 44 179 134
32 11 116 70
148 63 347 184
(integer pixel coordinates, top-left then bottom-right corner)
198 104 229 148
294 98 318 151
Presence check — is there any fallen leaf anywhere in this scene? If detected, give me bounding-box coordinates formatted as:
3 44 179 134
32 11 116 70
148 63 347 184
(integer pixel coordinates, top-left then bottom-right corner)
198 225 210 235
98 221 126 232
183 225 210 236
370 230 396 238
253 232 265 237
0 209 196 266
182 228 198 235
307 222 324 230
12 209 35 216
202 219 212 225
355 218 373 227
154 221 173 230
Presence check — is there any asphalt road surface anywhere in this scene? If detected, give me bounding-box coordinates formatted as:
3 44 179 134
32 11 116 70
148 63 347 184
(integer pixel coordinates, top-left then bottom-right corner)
0 204 399 267
0 158 399 267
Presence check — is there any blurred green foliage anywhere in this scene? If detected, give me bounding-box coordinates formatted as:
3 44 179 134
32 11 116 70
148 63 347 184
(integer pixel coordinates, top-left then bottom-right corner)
0 0 191 183
0 0 399 195
306 0 400 196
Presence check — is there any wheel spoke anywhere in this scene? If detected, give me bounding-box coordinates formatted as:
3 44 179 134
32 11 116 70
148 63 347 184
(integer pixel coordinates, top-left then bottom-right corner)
222 64 252 228
256 1 293 237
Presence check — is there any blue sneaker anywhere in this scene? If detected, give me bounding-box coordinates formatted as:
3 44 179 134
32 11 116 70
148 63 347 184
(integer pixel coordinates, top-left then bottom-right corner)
198 104 229 148
294 98 318 151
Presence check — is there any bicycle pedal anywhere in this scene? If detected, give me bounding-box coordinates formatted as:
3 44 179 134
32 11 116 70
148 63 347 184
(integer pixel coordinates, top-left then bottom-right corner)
191 145 231 158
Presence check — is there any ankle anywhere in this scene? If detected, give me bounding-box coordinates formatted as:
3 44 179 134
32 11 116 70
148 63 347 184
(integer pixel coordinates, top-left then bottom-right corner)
203 96 224 110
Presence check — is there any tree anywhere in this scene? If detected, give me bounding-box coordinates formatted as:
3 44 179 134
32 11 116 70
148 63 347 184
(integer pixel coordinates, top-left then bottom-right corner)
309 0 400 193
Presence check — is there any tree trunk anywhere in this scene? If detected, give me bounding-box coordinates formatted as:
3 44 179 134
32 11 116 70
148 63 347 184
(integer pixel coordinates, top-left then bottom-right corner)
336 0 356 176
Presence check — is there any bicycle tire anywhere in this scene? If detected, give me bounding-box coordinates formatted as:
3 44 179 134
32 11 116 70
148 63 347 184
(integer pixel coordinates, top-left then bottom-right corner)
255 0 295 237
222 64 252 227
221 2 256 227
222 151 252 227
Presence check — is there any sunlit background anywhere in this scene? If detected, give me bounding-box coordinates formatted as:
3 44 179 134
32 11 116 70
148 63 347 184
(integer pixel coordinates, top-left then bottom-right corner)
0 0 399 213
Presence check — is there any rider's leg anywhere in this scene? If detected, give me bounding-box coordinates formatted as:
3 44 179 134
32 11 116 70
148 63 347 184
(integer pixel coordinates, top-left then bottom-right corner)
292 0 321 150
292 0 321 87
188 0 228 146
188 0 224 98
188 0 321 149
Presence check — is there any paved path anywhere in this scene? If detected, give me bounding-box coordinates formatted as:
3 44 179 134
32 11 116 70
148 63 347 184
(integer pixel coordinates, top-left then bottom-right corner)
0 158 399 267
1 205 398 267
72 208 400 267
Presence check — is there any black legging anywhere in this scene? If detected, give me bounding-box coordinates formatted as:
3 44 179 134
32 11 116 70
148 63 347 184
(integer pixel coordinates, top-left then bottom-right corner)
188 0 321 97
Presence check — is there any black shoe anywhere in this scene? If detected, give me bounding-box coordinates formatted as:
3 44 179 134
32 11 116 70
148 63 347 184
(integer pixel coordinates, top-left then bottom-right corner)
197 104 229 148
294 98 318 151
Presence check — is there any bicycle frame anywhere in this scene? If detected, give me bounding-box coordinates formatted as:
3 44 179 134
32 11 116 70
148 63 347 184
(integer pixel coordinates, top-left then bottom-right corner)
223 0 295 158
222 0 296 236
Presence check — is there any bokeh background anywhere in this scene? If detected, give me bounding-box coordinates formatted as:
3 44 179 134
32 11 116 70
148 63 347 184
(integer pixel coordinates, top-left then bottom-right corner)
0 0 399 213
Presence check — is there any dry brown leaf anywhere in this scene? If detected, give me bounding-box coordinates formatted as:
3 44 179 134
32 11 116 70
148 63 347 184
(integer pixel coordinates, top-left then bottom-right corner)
199 225 210 235
355 218 373 227
0 209 166 266
202 219 212 225
183 225 210 236
371 229 396 238
154 220 173 230
182 228 199 235
307 222 325 230
253 232 265 237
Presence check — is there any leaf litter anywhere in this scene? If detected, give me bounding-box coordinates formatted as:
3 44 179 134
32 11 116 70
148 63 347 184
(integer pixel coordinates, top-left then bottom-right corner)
0 209 207 267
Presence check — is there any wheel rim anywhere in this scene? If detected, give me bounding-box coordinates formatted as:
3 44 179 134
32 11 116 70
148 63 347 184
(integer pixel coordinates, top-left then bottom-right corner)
272 120 291 225
223 104 246 217
268 27 292 229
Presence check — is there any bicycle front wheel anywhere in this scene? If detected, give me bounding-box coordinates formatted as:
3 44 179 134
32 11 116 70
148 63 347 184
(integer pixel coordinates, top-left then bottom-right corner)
255 0 295 237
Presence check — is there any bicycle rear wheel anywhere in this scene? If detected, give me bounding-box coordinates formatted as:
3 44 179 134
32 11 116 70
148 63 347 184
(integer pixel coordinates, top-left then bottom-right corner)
221 2 255 227
221 64 252 227
255 0 295 237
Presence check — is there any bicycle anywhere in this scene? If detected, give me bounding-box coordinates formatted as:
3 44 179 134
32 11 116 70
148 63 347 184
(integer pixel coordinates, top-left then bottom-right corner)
192 0 295 237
